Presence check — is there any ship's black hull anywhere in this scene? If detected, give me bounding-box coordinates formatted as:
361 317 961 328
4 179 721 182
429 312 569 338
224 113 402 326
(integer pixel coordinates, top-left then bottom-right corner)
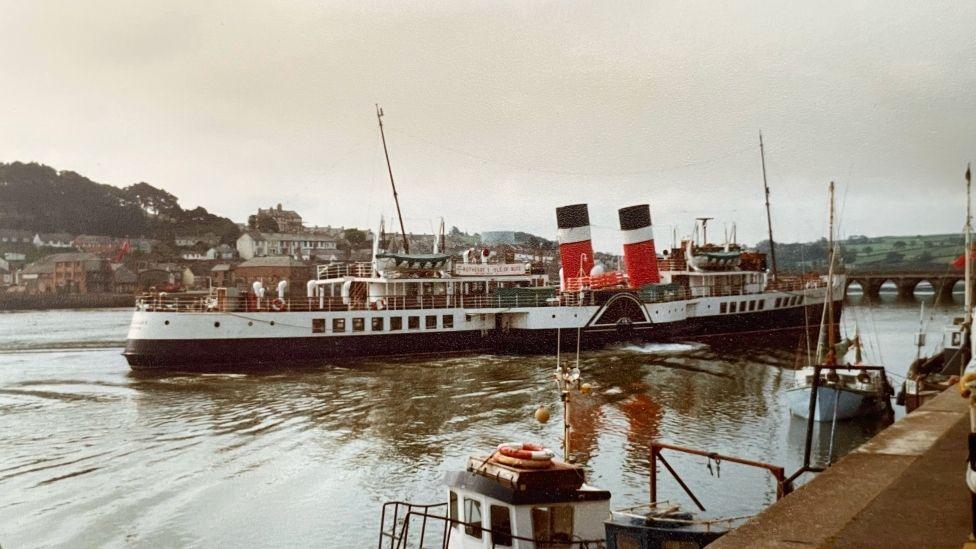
124 300 840 371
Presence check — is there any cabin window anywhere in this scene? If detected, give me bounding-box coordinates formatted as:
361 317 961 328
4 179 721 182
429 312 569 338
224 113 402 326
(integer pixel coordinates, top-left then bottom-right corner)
372 317 384 331
531 506 573 545
774 297 781 308
443 314 454 329
729 302 737 313
408 316 420 330
312 319 325 333
758 300 765 310
748 301 755 311
426 315 437 329
615 532 641 549
720 302 727 314
798 296 805 305
464 498 483 539
489 505 513 547
390 317 403 331
332 318 345 332
352 318 365 332
449 491 459 525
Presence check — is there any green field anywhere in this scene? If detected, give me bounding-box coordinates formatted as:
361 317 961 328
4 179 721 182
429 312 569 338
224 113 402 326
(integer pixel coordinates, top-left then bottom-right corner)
842 233 963 267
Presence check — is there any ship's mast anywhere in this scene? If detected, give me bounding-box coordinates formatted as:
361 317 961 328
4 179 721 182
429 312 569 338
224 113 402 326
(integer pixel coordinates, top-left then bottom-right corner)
760 132 778 281
376 104 410 254
825 181 837 364
966 163 972 326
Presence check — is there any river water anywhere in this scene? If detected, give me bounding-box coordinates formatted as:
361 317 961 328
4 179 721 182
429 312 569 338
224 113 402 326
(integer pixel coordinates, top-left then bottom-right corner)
0 293 961 548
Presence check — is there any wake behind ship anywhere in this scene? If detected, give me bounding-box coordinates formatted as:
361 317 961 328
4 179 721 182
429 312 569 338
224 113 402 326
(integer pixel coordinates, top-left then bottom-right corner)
123 203 841 371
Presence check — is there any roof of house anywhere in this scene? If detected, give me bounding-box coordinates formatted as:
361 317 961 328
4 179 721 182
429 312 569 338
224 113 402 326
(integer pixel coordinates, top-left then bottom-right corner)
111 264 137 283
0 229 33 239
264 233 337 242
73 234 118 243
241 230 266 242
22 252 104 274
37 232 75 242
237 256 309 268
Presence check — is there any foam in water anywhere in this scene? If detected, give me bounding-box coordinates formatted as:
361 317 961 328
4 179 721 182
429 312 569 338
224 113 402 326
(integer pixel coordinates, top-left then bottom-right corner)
611 342 709 355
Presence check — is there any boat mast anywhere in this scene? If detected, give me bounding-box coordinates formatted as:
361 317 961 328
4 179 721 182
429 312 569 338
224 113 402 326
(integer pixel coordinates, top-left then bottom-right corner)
825 181 837 365
375 104 410 254
760 132 778 281
966 163 972 326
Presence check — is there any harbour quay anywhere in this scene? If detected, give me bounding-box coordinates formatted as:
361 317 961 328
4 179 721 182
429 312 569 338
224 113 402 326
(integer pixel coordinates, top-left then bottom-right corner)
712 388 972 548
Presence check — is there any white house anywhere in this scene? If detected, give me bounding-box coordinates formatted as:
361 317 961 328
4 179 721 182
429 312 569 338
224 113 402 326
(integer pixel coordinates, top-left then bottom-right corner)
33 233 75 248
206 244 237 260
236 231 337 260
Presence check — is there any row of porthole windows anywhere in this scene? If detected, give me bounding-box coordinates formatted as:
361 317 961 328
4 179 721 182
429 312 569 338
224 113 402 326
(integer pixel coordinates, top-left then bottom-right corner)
163 320 274 328
312 314 455 334
719 295 803 314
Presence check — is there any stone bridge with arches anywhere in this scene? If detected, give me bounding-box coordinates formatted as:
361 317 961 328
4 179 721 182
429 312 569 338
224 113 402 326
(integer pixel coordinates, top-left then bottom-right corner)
844 267 969 303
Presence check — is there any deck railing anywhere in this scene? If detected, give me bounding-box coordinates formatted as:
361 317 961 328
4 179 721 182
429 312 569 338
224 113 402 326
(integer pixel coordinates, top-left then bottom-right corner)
317 262 375 279
377 500 605 549
133 278 831 314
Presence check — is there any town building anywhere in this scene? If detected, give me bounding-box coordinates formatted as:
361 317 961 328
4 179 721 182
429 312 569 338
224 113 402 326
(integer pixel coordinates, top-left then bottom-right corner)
0 229 33 245
33 233 75 248
248 204 304 233
73 235 122 255
137 268 176 291
175 234 219 248
0 257 11 286
19 252 111 294
181 251 208 261
233 256 312 296
210 263 233 287
207 244 237 260
111 264 138 294
236 231 338 260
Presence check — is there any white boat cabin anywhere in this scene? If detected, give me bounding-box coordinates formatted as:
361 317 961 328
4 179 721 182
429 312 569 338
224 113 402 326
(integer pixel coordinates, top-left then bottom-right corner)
443 457 610 548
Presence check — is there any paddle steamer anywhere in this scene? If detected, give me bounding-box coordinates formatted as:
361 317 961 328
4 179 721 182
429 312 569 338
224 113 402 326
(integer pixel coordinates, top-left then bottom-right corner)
123 202 840 370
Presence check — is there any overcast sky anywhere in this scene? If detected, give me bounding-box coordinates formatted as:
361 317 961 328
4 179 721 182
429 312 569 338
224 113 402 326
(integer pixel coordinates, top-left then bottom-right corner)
1 1 974 251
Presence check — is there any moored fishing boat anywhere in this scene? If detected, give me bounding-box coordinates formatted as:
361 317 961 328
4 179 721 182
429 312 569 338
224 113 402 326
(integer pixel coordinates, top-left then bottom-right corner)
786 182 894 422
899 165 974 412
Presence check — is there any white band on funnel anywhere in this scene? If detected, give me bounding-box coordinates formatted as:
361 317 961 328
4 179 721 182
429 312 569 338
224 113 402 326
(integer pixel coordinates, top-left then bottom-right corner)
557 226 591 245
621 225 654 245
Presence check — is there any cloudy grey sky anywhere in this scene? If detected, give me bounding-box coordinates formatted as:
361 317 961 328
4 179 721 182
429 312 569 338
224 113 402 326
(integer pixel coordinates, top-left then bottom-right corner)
1 1 974 251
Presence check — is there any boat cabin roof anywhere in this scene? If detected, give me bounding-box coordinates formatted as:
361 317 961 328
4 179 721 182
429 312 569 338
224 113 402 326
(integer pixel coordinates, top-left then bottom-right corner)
446 456 610 505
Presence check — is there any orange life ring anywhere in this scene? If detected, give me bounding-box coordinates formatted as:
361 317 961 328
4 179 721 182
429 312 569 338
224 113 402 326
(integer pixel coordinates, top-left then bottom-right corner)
271 298 286 311
497 442 554 461
492 452 553 469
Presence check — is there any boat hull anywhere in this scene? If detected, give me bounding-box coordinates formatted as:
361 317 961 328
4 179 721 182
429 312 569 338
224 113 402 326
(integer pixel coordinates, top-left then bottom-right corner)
787 385 885 421
123 298 839 371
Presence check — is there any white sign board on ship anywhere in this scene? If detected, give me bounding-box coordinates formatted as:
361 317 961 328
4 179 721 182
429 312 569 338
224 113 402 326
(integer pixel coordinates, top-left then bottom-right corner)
453 263 529 276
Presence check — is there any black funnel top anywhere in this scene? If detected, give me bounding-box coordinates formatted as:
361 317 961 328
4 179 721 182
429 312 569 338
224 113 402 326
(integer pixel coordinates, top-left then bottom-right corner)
618 204 652 230
556 204 590 229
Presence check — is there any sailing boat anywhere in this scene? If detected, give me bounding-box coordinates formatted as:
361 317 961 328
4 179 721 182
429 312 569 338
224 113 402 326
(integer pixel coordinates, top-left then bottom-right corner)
899 164 974 412
786 182 893 421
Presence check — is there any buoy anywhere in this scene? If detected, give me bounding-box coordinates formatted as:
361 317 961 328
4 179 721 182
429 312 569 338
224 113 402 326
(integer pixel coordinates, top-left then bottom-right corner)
534 406 550 423
580 382 592 395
